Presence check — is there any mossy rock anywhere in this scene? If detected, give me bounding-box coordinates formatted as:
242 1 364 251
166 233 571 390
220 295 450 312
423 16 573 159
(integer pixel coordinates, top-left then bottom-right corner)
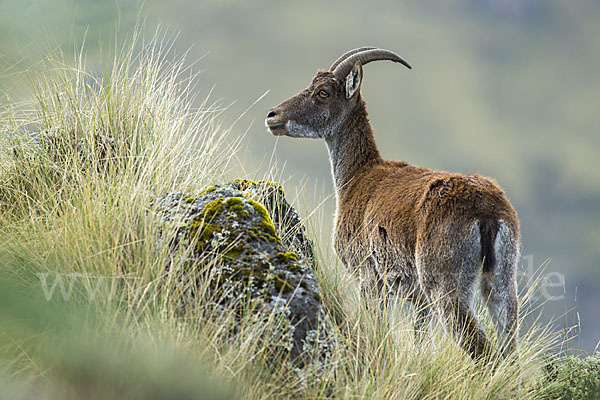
230 179 315 266
151 180 334 369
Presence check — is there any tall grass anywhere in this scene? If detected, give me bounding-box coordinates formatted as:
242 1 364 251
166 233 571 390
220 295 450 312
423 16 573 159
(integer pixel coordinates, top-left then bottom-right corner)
0 29 570 399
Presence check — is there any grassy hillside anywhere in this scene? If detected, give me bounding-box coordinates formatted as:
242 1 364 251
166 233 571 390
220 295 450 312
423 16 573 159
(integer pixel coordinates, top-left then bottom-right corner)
1 29 597 399
3 0 598 349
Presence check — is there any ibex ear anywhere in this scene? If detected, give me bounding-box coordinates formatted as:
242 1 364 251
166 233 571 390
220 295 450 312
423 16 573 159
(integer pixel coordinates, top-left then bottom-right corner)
344 61 363 100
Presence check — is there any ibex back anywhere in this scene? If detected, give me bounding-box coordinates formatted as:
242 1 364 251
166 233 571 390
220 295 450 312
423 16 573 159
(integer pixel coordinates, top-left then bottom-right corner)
265 47 520 359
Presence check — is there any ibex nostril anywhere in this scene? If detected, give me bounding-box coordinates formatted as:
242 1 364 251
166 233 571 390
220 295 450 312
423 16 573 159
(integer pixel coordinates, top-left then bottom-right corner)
267 110 277 119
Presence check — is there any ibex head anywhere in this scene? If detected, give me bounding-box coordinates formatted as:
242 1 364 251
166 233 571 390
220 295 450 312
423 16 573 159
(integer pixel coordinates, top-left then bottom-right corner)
265 47 411 139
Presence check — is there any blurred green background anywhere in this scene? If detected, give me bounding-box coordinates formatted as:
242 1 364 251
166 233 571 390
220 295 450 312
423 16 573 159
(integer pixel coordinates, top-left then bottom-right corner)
1 0 599 351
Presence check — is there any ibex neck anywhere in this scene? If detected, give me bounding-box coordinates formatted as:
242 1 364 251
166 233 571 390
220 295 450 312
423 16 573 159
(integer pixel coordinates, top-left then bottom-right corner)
325 100 382 193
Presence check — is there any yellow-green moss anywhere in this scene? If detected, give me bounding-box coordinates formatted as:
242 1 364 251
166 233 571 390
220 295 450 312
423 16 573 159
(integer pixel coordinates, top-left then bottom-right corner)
233 178 285 196
266 233 281 243
239 265 268 282
225 249 242 259
198 186 217 196
234 178 256 190
200 223 222 243
273 275 293 293
202 198 223 221
275 251 298 262
247 199 277 236
223 242 246 259
225 197 244 206
249 227 281 244
224 197 246 214
190 221 223 252
184 195 196 203
288 263 301 271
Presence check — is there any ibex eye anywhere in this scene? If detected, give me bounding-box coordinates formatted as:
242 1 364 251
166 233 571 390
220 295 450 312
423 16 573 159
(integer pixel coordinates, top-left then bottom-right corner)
318 90 329 98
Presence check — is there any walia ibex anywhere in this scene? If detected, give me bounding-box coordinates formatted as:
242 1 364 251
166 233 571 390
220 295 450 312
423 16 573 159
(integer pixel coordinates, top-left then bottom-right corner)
265 47 520 359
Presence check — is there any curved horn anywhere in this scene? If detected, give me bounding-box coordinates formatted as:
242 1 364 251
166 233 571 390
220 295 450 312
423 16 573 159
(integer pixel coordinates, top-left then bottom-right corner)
332 48 411 79
329 47 377 71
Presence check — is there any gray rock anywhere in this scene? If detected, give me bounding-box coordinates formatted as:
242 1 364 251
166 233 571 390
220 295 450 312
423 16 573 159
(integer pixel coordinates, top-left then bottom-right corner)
151 180 334 368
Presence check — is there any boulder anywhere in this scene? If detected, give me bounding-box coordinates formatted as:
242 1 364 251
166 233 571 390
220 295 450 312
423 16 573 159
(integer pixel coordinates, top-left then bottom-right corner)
151 180 334 367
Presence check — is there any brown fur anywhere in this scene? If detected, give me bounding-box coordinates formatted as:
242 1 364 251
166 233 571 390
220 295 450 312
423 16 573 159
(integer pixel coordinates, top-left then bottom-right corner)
266 53 521 360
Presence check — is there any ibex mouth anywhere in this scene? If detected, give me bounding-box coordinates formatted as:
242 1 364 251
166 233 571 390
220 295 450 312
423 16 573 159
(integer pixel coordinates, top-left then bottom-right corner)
265 119 287 135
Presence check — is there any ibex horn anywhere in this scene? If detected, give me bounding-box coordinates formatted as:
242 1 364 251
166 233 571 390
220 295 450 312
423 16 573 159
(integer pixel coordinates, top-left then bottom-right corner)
329 47 377 71
332 48 411 79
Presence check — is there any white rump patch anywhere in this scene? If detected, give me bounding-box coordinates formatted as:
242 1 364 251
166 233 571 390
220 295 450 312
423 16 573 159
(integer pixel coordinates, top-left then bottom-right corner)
494 221 511 257
494 220 519 273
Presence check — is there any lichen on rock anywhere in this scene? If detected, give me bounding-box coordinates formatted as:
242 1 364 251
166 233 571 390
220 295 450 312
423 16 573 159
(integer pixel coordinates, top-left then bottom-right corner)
151 180 335 371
